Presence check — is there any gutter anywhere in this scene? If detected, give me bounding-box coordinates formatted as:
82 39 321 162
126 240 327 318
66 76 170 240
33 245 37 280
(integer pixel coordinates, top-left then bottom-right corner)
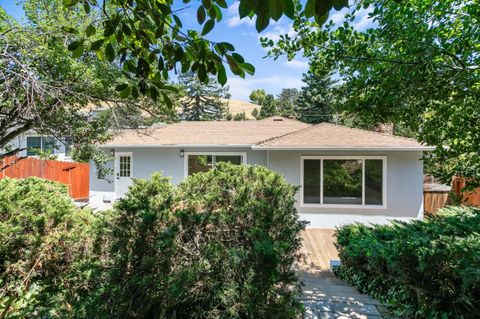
250 146 436 151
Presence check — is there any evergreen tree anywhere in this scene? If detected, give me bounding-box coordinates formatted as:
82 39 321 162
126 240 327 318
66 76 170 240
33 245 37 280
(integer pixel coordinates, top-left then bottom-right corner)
276 88 299 117
179 72 229 121
295 72 337 123
259 94 277 119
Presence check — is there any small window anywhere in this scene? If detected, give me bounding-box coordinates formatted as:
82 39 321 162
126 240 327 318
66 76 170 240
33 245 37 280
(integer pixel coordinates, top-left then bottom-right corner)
26 137 41 156
301 157 386 207
186 153 245 176
119 156 131 177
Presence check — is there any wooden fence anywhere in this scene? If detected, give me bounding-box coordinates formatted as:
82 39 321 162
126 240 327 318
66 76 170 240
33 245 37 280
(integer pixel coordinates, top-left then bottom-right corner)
424 176 480 216
0 156 89 200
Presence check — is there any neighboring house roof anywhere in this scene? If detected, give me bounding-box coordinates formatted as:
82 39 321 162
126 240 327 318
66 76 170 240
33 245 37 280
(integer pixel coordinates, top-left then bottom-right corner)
101 117 434 151
253 122 433 151
102 116 310 147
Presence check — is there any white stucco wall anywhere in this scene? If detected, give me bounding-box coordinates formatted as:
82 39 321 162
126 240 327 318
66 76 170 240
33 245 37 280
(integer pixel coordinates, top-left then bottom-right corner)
267 150 424 227
89 147 268 203
90 147 424 228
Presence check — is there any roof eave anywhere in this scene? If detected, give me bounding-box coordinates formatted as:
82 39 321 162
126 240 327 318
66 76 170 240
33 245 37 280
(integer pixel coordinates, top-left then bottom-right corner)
251 146 436 151
99 143 254 148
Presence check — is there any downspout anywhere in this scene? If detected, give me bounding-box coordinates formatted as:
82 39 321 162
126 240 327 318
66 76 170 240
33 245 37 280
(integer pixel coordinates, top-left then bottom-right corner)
267 150 269 169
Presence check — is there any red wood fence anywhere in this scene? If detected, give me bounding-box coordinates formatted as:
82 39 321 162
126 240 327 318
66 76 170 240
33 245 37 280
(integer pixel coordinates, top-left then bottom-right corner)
0 156 89 200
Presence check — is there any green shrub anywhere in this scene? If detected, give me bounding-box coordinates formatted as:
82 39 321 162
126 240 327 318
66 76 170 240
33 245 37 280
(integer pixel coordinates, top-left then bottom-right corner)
335 206 480 318
0 177 99 318
0 165 305 318
86 163 306 318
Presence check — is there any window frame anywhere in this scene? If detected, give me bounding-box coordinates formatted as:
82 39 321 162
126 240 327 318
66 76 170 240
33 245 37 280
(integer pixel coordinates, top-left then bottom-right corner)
26 136 57 156
300 156 387 209
184 152 247 178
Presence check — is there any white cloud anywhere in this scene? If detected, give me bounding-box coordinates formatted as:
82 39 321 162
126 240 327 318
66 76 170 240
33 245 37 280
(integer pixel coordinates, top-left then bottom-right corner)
259 22 295 42
352 6 376 31
226 1 256 27
283 59 309 70
227 75 304 100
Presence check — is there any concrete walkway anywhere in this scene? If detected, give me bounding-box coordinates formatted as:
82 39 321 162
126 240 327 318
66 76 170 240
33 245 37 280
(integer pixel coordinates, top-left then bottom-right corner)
297 229 383 319
298 270 382 319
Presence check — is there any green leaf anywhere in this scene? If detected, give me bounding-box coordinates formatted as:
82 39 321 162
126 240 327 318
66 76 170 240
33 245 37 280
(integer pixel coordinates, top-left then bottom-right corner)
240 62 255 75
255 11 270 32
284 0 295 19
197 6 206 24
71 43 84 58
105 43 115 62
62 26 79 34
90 39 104 51
219 42 235 51
304 0 315 18
83 1 90 14
85 24 96 37
213 5 222 22
115 83 129 91
217 64 227 85
63 0 80 7
67 40 81 51
103 20 116 37
131 85 139 99
198 64 207 82
269 0 283 21
238 0 253 18
173 14 182 28
202 19 215 35
215 0 227 8
202 0 212 9
332 0 348 10
120 86 131 99
232 53 245 63
314 0 330 20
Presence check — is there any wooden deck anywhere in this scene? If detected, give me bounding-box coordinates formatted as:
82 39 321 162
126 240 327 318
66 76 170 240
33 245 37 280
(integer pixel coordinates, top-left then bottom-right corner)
297 228 339 271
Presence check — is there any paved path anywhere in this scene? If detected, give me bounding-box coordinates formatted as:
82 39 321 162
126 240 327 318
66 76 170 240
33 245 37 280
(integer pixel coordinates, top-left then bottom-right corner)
298 270 383 319
297 229 383 318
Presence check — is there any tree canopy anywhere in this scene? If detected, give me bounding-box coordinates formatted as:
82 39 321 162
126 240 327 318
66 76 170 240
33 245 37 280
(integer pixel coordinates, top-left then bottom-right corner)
267 0 480 185
61 0 349 102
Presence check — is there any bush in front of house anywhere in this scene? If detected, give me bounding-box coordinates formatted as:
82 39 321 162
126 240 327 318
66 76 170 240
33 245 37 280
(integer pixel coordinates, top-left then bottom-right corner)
0 177 100 318
79 163 306 318
334 206 480 318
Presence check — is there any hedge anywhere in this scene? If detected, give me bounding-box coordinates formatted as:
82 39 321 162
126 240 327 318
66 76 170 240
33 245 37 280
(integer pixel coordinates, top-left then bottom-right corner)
0 164 306 318
335 206 480 318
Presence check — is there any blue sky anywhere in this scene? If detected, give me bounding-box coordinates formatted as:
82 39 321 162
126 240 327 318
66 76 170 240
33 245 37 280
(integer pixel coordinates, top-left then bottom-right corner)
1 0 374 100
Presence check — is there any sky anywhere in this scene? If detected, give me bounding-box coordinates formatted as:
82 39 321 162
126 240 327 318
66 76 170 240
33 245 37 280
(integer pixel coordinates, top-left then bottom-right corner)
0 0 375 101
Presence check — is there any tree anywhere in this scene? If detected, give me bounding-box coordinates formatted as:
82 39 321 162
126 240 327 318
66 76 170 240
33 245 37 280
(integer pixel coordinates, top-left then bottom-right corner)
276 88 299 117
233 112 247 121
295 72 337 123
249 89 267 105
259 94 277 119
0 1 175 163
268 0 480 186
60 0 350 102
179 72 228 120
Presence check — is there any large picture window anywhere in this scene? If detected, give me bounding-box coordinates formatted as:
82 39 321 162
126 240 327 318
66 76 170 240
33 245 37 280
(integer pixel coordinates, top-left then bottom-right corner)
185 152 246 176
301 156 386 208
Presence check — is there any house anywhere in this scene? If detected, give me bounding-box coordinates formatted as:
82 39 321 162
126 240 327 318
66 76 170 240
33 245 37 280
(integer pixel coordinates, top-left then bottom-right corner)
90 116 434 227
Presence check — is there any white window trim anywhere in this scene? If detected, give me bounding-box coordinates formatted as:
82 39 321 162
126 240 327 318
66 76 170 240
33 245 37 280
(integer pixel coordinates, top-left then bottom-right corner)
184 152 247 178
300 156 387 209
114 152 133 195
